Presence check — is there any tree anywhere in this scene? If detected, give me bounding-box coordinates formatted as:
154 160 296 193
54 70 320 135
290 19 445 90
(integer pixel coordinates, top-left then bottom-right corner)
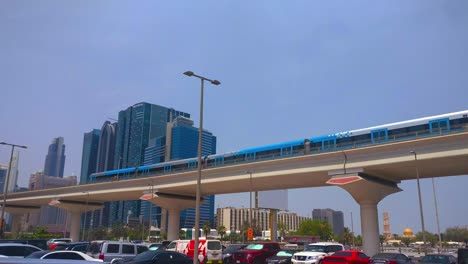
338 227 353 246
401 237 414 247
296 220 333 241
217 225 226 241
277 222 288 241
202 221 211 237
444 226 468 242
416 231 438 247
111 220 127 240
179 229 186 239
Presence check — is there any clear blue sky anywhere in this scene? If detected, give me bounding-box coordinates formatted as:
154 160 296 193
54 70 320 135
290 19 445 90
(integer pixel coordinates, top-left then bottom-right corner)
1 1 467 236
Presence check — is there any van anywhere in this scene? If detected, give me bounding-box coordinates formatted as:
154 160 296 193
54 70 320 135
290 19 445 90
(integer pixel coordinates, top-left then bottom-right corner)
167 239 222 264
86 241 148 263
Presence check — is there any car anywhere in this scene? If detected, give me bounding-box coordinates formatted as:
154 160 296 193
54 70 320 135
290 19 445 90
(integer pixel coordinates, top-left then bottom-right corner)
47 238 73 250
266 249 300 264
292 242 344 264
26 250 103 262
232 242 282 264
87 241 149 263
111 250 192 264
322 250 370 264
53 242 90 252
0 243 43 258
147 240 172 251
370 253 415 264
222 244 247 264
418 254 457 264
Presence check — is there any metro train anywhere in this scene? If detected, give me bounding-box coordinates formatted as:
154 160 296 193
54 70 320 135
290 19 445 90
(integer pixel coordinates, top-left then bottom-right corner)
89 110 468 183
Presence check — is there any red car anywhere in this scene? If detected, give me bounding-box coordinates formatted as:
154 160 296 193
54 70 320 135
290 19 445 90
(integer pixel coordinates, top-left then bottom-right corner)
232 242 281 264
322 250 370 264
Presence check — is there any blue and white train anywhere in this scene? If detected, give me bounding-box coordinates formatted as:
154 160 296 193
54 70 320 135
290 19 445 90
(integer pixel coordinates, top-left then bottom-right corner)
89 110 468 183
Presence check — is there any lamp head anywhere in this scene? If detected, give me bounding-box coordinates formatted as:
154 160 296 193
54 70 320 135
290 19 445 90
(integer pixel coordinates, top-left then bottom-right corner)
0 142 5 145
211 80 221 85
183 71 194 77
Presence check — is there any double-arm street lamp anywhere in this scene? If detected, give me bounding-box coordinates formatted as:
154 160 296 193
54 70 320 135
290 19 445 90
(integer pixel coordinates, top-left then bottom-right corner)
410 150 427 254
0 142 27 238
183 71 220 264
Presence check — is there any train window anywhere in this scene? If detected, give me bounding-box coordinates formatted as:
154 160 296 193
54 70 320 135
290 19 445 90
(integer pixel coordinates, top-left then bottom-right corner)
371 129 388 143
429 118 450 134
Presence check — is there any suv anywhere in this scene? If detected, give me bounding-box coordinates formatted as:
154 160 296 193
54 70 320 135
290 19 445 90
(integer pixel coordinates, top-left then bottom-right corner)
292 242 344 264
86 241 149 263
232 242 281 264
47 238 73 250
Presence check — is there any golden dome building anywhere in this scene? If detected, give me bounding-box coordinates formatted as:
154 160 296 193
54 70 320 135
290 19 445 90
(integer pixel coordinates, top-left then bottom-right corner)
402 228 415 238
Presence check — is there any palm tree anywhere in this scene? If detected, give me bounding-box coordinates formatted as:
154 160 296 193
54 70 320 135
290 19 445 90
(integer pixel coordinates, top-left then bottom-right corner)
217 225 227 241
202 221 211 238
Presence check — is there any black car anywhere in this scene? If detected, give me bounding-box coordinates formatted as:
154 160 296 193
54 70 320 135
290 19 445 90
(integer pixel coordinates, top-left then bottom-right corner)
53 242 90 252
119 250 192 264
371 253 415 264
222 244 247 264
419 254 457 264
266 249 299 264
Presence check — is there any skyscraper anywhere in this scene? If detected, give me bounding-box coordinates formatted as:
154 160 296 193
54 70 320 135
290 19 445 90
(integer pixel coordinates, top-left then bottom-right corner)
96 121 117 172
312 208 345 235
91 121 117 228
80 130 100 185
114 102 190 169
110 102 190 225
141 116 217 229
43 137 66 178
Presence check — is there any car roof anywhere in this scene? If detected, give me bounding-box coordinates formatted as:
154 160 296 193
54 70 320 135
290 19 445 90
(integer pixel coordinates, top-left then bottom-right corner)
309 242 343 246
0 243 41 248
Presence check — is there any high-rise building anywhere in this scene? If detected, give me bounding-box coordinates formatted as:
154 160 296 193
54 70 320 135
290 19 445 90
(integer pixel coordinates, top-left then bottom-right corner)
96 121 117 172
312 208 344 235
80 130 100 185
26 172 77 234
109 103 190 225
88 121 117 229
0 165 7 193
141 116 217 229
43 137 66 178
114 102 190 169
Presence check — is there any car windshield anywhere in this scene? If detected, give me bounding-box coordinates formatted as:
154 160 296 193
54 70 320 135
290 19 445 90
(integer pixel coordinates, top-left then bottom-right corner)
305 245 326 252
224 245 244 253
133 250 159 262
420 255 449 264
208 241 222 250
277 251 294 257
246 244 264 250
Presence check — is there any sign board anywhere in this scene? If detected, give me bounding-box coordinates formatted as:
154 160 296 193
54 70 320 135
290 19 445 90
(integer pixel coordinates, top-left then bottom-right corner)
258 190 288 210
247 228 254 241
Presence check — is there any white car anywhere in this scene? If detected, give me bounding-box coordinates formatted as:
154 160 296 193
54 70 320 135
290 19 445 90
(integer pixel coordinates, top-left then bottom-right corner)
291 242 344 264
26 250 103 262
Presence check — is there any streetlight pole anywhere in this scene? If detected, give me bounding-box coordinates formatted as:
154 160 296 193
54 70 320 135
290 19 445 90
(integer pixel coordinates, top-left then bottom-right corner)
0 142 27 238
350 211 355 249
432 177 442 252
81 191 89 241
410 150 427 255
183 71 220 264
247 171 253 233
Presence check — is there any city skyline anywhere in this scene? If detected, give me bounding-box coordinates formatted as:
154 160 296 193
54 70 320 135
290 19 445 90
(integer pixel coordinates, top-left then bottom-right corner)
1 1 467 236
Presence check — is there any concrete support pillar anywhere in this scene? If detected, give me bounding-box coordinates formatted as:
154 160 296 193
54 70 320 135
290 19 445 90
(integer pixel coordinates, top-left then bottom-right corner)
11 214 22 236
70 211 81 242
327 172 401 257
167 208 180 241
359 201 380 256
160 208 167 236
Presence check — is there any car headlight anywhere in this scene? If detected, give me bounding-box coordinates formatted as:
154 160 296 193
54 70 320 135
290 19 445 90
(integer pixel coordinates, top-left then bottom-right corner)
246 254 253 259
307 256 318 260
279 259 289 263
